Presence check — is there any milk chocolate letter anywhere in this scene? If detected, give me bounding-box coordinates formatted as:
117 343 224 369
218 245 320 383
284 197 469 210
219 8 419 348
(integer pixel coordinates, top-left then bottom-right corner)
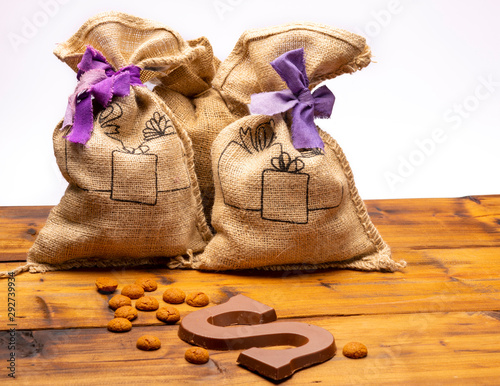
178 294 336 380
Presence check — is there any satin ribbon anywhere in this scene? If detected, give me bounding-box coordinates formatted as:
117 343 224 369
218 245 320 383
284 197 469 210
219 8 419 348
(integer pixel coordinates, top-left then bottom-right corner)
249 48 335 150
62 45 143 144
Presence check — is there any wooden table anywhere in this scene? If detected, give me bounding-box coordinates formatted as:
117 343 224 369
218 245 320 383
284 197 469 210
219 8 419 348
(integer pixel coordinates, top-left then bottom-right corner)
1 195 499 385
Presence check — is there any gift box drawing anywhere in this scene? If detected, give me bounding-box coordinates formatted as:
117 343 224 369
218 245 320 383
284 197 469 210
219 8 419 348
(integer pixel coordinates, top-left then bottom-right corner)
217 120 343 225
218 121 280 210
63 103 191 206
111 149 158 205
261 150 309 224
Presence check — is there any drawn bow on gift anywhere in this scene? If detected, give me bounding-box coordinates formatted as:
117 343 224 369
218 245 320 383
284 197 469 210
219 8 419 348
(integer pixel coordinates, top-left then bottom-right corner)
249 48 335 150
62 45 144 145
270 150 305 173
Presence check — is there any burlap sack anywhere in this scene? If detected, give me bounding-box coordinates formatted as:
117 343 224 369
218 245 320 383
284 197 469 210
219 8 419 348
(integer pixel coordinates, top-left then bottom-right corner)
156 22 373 224
10 12 213 275
193 113 405 271
184 27 406 271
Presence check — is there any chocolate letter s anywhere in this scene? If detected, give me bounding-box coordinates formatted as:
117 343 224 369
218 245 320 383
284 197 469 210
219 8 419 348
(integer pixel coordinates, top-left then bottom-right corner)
178 294 336 380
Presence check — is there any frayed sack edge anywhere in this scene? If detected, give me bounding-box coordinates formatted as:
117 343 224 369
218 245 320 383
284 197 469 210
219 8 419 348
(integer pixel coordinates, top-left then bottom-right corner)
0 245 406 278
178 245 406 273
255 245 406 273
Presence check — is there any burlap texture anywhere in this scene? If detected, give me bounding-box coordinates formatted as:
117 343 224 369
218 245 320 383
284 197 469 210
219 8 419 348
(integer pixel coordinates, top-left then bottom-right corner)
212 22 371 116
26 12 212 272
156 22 372 223
193 114 405 271
153 86 235 221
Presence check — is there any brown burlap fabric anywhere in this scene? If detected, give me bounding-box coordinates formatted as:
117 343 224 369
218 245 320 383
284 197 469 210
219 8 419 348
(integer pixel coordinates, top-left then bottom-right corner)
183 24 405 271
1 16 404 277
213 22 372 116
157 22 373 224
20 12 213 274
193 114 405 271
153 84 235 223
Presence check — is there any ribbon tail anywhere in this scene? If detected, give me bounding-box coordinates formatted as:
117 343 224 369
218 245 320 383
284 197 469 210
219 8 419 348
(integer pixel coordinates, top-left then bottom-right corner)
291 103 324 150
312 85 335 118
66 93 94 144
62 93 77 128
249 89 298 115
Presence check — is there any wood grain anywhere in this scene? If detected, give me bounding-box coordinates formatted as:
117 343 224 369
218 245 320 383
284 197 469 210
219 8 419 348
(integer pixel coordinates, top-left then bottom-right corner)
1 195 499 384
0 206 51 262
1 195 499 262
1 243 499 330
1 311 499 385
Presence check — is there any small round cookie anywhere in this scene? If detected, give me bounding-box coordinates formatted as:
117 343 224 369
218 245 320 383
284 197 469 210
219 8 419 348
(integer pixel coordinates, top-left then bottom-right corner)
135 296 160 311
163 288 186 304
109 294 132 310
136 335 161 351
343 342 368 359
156 306 181 324
185 347 209 364
135 278 158 292
107 317 132 332
114 306 138 321
95 277 118 293
186 292 209 307
121 284 144 299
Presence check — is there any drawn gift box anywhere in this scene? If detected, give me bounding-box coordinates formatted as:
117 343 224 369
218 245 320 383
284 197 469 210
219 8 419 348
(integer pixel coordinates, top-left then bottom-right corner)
111 147 158 206
261 151 309 224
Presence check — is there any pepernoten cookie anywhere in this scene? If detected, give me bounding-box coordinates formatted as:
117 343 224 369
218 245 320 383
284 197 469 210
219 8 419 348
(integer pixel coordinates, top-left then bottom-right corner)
156 306 181 324
185 347 209 364
114 306 138 321
95 277 118 293
109 294 132 310
135 296 160 311
343 342 368 359
136 335 161 351
121 284 145 299
107 317 132 332
186 292 209 307
163 288 186 304
135 278 158 292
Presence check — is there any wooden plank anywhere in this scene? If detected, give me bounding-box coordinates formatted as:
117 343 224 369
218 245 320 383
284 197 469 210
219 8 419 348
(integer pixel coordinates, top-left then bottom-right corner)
369 195 500 249
0 206 50 262
0 196 498 383
1 311 499 385
1 244 499 330
1 195 499 263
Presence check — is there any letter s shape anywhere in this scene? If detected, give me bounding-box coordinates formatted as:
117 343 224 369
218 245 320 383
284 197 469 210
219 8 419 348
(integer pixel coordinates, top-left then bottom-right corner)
178 294 336 380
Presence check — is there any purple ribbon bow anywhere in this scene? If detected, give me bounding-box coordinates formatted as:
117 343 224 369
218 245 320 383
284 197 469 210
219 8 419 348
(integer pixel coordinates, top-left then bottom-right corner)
249 48 335 150
62 45 143 144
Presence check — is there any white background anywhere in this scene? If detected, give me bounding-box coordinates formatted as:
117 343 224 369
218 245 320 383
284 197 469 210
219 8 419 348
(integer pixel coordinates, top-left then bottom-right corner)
1 0 499 206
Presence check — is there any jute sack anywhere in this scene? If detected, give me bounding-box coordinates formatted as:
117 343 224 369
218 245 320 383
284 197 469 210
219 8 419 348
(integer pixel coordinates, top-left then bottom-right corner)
6 12 213 276
185 39 406 271
155 22 372 224
193 113 405 271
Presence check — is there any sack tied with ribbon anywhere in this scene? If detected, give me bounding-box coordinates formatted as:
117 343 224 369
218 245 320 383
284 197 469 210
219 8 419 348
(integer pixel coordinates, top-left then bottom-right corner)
155 21 375 225
20 12 213 274
191 47 406 271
